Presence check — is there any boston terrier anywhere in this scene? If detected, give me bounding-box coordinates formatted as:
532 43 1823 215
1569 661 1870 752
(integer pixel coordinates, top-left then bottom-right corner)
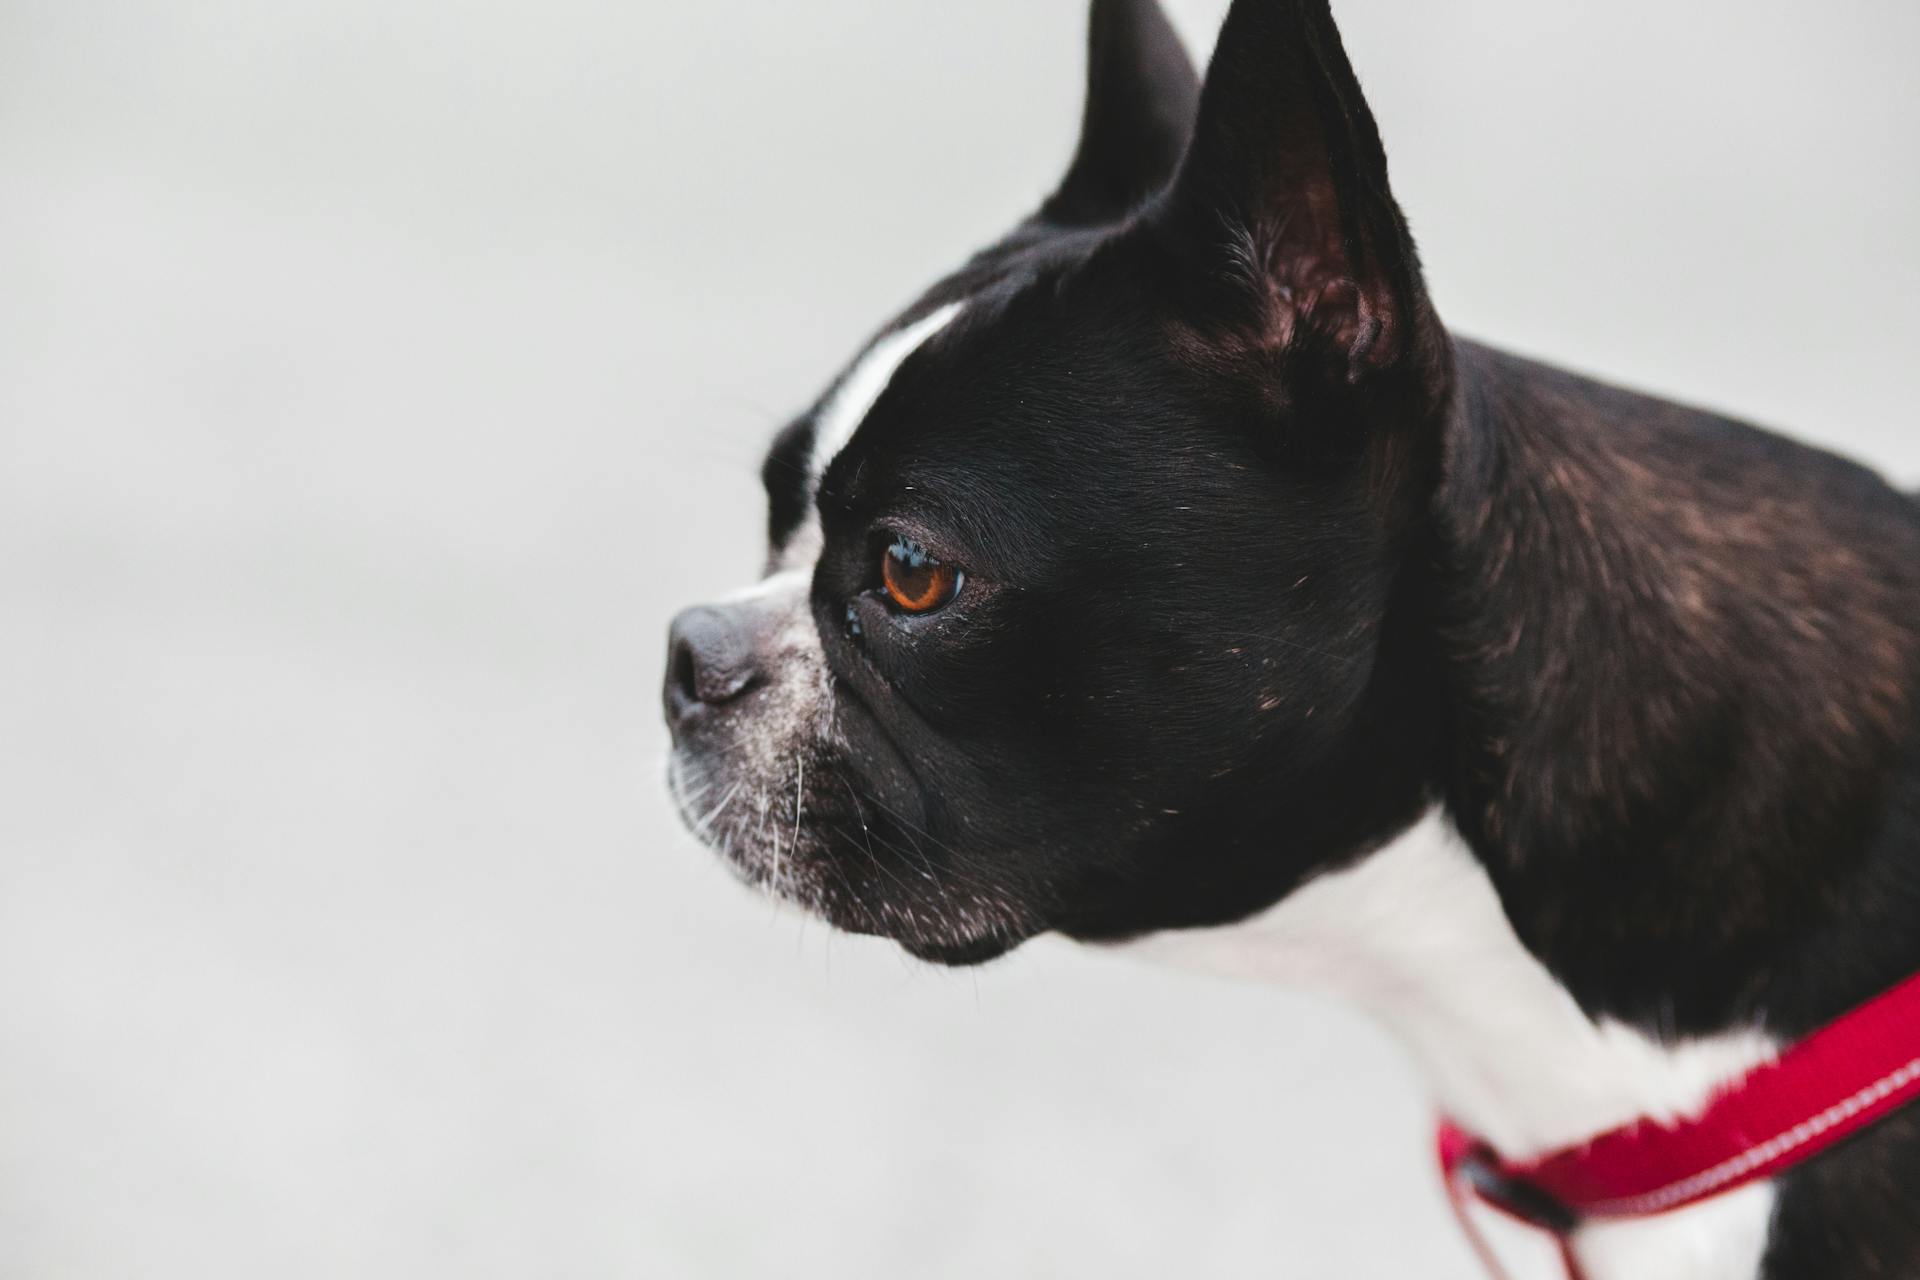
661 1 1920 1275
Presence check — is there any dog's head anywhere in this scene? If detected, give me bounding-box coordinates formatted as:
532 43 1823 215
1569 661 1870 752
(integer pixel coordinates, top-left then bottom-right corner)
665 0 1453 963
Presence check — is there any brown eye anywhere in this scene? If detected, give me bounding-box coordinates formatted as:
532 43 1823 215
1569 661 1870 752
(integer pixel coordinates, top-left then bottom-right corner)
881 537 961 613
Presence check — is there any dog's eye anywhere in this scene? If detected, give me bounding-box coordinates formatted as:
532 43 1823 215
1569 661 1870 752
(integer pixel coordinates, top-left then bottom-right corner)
880 537 961 614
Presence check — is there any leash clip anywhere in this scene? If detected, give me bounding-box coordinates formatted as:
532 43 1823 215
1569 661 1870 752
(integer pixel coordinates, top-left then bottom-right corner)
1438 1121 1579 1235
1452 1146 1581 1235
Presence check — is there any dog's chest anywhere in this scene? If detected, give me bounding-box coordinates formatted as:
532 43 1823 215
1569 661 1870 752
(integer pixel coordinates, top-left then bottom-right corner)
1115 810 1780 1280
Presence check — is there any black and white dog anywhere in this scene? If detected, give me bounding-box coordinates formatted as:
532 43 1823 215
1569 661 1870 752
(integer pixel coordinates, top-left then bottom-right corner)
662 2 1920 1275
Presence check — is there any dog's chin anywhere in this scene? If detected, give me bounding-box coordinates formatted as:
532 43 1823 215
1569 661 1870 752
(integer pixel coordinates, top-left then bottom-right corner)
796 881 1034 968
894 932 1024 967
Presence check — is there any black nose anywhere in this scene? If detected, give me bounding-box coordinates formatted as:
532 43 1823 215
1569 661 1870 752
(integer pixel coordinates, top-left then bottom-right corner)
665 605 760 726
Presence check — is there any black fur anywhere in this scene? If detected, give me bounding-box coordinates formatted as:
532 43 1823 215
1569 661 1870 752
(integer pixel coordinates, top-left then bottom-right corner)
666 2 1920 1272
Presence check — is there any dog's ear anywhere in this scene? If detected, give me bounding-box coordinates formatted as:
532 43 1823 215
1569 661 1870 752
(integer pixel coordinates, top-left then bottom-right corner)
1040 0 1200 226
1156 0 1431 384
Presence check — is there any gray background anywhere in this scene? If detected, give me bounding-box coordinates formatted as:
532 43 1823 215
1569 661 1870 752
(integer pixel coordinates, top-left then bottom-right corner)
3 0 1916 1276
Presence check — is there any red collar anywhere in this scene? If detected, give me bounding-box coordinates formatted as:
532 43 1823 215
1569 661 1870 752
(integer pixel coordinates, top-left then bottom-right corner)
1438 970 1920 1279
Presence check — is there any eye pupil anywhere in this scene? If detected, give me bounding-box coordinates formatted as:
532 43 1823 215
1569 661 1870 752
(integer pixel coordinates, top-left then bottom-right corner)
881 537 960 613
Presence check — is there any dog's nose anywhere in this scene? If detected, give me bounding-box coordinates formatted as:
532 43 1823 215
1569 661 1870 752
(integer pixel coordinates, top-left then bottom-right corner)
665 605 760 726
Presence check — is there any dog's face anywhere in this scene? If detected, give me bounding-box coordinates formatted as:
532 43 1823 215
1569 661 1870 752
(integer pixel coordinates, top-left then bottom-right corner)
665 0 1452 963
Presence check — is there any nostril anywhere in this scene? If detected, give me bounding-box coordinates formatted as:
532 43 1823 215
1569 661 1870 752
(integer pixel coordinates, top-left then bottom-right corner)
671 635 701 707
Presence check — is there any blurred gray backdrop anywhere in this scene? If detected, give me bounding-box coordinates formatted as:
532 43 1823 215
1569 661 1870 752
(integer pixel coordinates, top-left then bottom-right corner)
3 0 1916 1276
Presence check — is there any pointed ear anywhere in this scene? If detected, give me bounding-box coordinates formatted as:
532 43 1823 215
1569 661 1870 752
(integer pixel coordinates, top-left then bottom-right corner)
1159 0 1432 383
1040 0 1201 226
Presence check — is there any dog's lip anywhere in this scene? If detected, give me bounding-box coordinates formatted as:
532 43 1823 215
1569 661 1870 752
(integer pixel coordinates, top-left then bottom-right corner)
822 671 935 826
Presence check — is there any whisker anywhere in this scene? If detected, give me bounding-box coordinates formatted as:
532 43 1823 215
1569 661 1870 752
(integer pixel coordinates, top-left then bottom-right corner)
692 782 742 836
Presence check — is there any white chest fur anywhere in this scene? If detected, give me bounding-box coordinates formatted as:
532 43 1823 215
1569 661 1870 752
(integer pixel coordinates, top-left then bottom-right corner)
1118 809 1780 1280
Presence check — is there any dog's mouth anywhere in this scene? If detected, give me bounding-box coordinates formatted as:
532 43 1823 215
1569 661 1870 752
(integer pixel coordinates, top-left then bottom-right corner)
666 745 1038 965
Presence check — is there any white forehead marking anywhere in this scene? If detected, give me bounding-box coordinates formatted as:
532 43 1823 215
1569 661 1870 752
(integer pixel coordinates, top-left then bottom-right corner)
808 301 964 485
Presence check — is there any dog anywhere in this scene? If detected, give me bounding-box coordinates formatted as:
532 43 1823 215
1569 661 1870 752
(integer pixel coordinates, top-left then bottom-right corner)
662 2 1920 1275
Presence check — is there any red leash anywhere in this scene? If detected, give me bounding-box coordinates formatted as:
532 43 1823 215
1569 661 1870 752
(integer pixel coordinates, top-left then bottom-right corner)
1439 971 1920 1278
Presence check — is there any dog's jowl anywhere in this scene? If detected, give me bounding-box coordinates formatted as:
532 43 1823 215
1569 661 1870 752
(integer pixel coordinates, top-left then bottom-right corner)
663 2 1920 1276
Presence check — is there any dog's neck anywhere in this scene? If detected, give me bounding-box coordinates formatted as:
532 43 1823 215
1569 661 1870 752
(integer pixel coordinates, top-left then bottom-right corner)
1424 340 1920 1044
